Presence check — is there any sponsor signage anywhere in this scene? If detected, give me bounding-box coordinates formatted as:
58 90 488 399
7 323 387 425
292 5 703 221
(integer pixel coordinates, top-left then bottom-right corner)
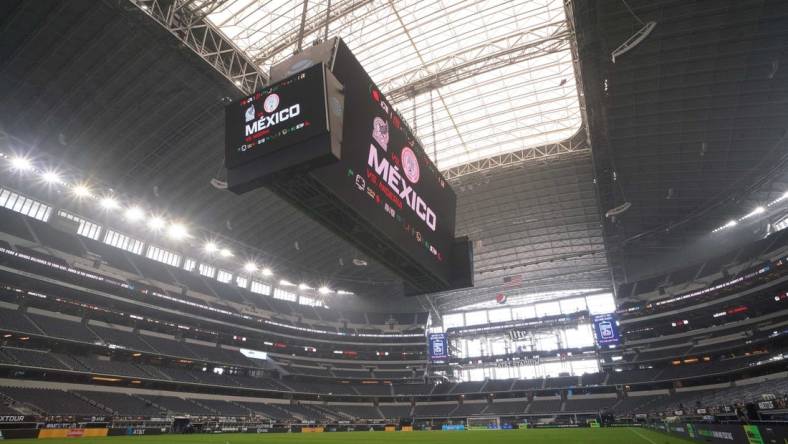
649 422 788 444
239 348 268 360
0 416 27 423
757 400 774 410
592 313 620 346
495 357 540 368
428 333 449 361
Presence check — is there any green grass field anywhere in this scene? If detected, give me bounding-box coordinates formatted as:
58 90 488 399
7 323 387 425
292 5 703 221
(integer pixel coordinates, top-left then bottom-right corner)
9 428 693 444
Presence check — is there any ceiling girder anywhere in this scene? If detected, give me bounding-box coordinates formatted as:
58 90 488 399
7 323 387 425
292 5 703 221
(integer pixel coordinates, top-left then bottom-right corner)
380 22 571 103
250 0 375 65
130 0 267 94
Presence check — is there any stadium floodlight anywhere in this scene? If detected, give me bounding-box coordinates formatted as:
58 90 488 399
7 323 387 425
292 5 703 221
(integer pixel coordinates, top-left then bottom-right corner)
243 262 258 272
41 171 63 185
220 248 233 258
318 286 332 295
261 268 273 277
10 156 33 171
147 216 166 231
72 183 92 198
124 206 144 222
279 279 295 287
204 242 219 253
298 283 312 290
741 206 765 220
100 196 119 210
167 223 188 240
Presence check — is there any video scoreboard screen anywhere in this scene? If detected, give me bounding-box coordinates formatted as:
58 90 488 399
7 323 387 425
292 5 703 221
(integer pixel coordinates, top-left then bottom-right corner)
225 38 470 294
592 314 621 346
225 64 329 169
428 333 450 361
310 42 457 284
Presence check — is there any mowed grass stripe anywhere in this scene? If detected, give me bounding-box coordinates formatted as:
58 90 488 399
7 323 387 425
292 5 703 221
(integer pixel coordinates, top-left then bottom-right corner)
9 428 694 444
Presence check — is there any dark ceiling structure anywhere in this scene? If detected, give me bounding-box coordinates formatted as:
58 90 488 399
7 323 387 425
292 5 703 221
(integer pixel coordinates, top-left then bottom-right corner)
574 0 788 291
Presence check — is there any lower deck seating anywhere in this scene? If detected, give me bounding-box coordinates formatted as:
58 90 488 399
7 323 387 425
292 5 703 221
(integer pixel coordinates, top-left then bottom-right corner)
331 404 382 419
76 391 163 416
413 403 457 417
0 387 105 416
563 397 618 412
485 401 528 415
236 402 293 420
138 395 213 415
528 399 563 414
379 404 412 419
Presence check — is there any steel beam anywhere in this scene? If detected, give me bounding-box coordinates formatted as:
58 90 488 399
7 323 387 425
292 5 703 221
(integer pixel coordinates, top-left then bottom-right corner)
442 130 588 180
250 0 375 65
380 23 571 103
130 0 267 94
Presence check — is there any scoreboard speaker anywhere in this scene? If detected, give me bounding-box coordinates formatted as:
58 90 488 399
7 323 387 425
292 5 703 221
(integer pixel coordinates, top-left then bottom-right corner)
269 41 338 83
449 236 474 289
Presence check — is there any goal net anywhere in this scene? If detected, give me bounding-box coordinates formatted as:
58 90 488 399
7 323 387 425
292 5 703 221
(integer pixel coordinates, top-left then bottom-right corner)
466 416 500 430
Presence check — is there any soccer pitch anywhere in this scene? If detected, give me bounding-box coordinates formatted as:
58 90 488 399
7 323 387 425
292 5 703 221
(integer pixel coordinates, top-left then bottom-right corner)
10 428 692 444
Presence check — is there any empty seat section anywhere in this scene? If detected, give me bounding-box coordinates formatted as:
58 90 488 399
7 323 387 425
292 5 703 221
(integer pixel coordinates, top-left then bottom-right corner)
528 399 562 414
139 395 212 415
486 401 528 415
2 348 68 370
76 356 150 378
511 379 544 390
379 404 412 419
193 399 250 416
0 308 42 335
563 397 618 412
0 387 105 416
236 402 292 420
353 384 392 396
451 403 487 416
332 404 382 419
27 313 98 343
26 219 86 257
141 334 198 359
413 403 457 417
0 209 35 242
76 391 163 416
89 325 155 352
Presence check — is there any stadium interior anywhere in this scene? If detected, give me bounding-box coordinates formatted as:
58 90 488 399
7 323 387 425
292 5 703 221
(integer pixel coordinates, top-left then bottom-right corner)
0 0 787 442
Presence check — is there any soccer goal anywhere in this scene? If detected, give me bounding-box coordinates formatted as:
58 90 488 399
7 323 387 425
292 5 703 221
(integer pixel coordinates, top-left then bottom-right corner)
466 416 501 430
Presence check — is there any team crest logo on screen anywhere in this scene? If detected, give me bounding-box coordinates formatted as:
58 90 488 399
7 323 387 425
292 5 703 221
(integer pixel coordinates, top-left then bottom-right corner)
401 146 420 184
263 94 280 113
372 117 389 151
244 105 256 122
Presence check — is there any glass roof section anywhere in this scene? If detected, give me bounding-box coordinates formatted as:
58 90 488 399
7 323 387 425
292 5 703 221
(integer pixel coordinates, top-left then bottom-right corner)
204 0 581 171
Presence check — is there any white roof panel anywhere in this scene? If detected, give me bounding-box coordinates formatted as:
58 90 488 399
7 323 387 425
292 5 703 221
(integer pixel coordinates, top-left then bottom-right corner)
204 0 581 170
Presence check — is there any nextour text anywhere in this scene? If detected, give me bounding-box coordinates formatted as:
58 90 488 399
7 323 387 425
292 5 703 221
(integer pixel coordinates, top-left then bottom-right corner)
367 144 437 231
245 104 301 136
